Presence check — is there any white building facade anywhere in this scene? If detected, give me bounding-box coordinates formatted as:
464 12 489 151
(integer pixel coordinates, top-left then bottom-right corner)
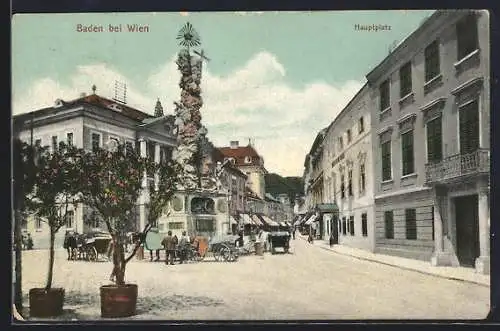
15 93 177 249
366 10 490 273
322 84 375 251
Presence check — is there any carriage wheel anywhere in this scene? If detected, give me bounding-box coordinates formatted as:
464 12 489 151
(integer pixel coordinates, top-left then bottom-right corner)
87 246 98 262
213 248 221 262
220 245 231 262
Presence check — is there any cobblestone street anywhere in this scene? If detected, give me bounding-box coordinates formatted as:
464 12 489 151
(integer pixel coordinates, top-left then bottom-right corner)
20 237 489 321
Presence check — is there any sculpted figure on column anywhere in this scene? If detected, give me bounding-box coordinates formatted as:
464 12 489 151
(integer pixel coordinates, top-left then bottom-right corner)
172 23 216 191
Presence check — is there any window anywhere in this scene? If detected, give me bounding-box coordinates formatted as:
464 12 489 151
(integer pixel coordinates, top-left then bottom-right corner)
342 217 347 235
349 216 355 236
169 222 184 230
51 135 58 152
347 129 352 143
159 147 165 163
35 217 42 229
66 210 74 228
147 141 155 160
361 213 368 237
426 117 443 163
457 13 478 61
359 164 366 194
125 141 134 155
338 137 343 150
381 141 392 181
348 170 353 197
405 208 417 240
401 130 415 176
340 175 345 199
244 156 252 164
399 62 412 97
66 132 73 147
196 219 214 232
459 100 480 155
91 133 101 152
379 79 390 111
425 40 440 82
384 211 394 239
359 117 364 133
332 174 337 201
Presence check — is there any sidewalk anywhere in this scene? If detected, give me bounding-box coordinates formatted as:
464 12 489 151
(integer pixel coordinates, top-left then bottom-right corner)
298 235 489 287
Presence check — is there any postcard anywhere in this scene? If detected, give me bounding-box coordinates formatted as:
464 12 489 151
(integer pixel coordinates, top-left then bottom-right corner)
11 10 491 321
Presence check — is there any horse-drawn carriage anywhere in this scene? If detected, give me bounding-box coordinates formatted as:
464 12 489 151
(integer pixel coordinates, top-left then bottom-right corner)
197 235 239 262
64 230 112 262
268 231 291 254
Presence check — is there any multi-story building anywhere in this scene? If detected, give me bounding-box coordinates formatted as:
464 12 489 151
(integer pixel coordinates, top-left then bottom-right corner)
303 129 327 209
323 83 375 252
366 10 490 273
212 147 247 226
218 141 267 199
14 91 177 248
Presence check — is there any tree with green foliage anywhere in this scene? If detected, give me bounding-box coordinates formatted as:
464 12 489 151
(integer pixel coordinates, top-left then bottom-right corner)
77 141 179 285
24 142 82 290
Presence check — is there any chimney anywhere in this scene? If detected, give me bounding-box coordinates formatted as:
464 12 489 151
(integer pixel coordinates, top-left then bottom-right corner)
230 141 239 149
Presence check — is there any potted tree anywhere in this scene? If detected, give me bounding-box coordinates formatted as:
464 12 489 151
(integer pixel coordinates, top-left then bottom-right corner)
78 141 179 318
24 142 82 317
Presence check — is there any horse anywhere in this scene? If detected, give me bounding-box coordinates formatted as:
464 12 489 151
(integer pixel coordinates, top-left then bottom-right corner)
63 231 81 260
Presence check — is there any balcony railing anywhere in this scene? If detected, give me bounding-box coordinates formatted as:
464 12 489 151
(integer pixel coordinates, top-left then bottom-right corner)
425 149 490 185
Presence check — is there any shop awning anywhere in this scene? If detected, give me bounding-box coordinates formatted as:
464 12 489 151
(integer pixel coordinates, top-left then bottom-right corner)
262 215 279 227
241 214 252 225
305 214 318 225
279 222 287 227
230 216 238 225
315 203 339 213
299 213 312 225
251 215 263 226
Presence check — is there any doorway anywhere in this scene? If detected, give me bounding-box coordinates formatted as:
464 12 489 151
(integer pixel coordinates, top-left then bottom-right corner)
331 216 339 245
454 195 479 268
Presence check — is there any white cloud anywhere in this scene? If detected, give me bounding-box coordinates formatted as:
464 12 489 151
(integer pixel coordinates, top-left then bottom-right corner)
12 51 364 176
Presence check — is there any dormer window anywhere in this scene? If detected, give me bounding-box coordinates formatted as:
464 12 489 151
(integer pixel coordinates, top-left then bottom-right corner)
244 156 252 164
108 104 123 112
54 99 64 108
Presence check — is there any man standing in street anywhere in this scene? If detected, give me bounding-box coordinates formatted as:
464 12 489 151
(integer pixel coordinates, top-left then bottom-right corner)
179 231 190 264
161 231 176 265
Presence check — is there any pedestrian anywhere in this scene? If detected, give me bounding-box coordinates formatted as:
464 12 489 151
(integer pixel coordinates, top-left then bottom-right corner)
329 231 335 247
292 226 296 240
26 233 33 250
307 227 314 244
161 231 176 265
179 231 190 264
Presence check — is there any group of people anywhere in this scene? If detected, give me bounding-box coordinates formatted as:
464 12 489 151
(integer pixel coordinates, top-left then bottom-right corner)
148 230 197 265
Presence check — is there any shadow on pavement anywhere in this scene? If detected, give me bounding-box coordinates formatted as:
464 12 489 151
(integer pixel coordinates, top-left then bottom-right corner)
21 291 225 321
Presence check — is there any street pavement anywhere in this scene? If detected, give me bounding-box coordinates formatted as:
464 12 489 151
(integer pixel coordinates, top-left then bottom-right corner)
18 236 490 321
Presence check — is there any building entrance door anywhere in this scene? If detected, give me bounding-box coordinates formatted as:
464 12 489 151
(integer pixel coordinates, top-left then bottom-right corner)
331 216 339 245
454 195 480 268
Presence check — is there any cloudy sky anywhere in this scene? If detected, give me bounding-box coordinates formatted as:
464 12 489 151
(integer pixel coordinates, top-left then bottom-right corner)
12 11 434 177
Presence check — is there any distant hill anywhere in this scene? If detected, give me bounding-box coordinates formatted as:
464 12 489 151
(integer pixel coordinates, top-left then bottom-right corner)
265 173 304 204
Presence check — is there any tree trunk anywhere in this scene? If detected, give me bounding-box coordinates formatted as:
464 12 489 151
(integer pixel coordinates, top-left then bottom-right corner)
14 209 23 311
45 228 56 291
113 240 126 286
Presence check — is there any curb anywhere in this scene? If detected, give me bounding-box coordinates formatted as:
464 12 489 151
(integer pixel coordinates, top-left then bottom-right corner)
298 236 489 288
